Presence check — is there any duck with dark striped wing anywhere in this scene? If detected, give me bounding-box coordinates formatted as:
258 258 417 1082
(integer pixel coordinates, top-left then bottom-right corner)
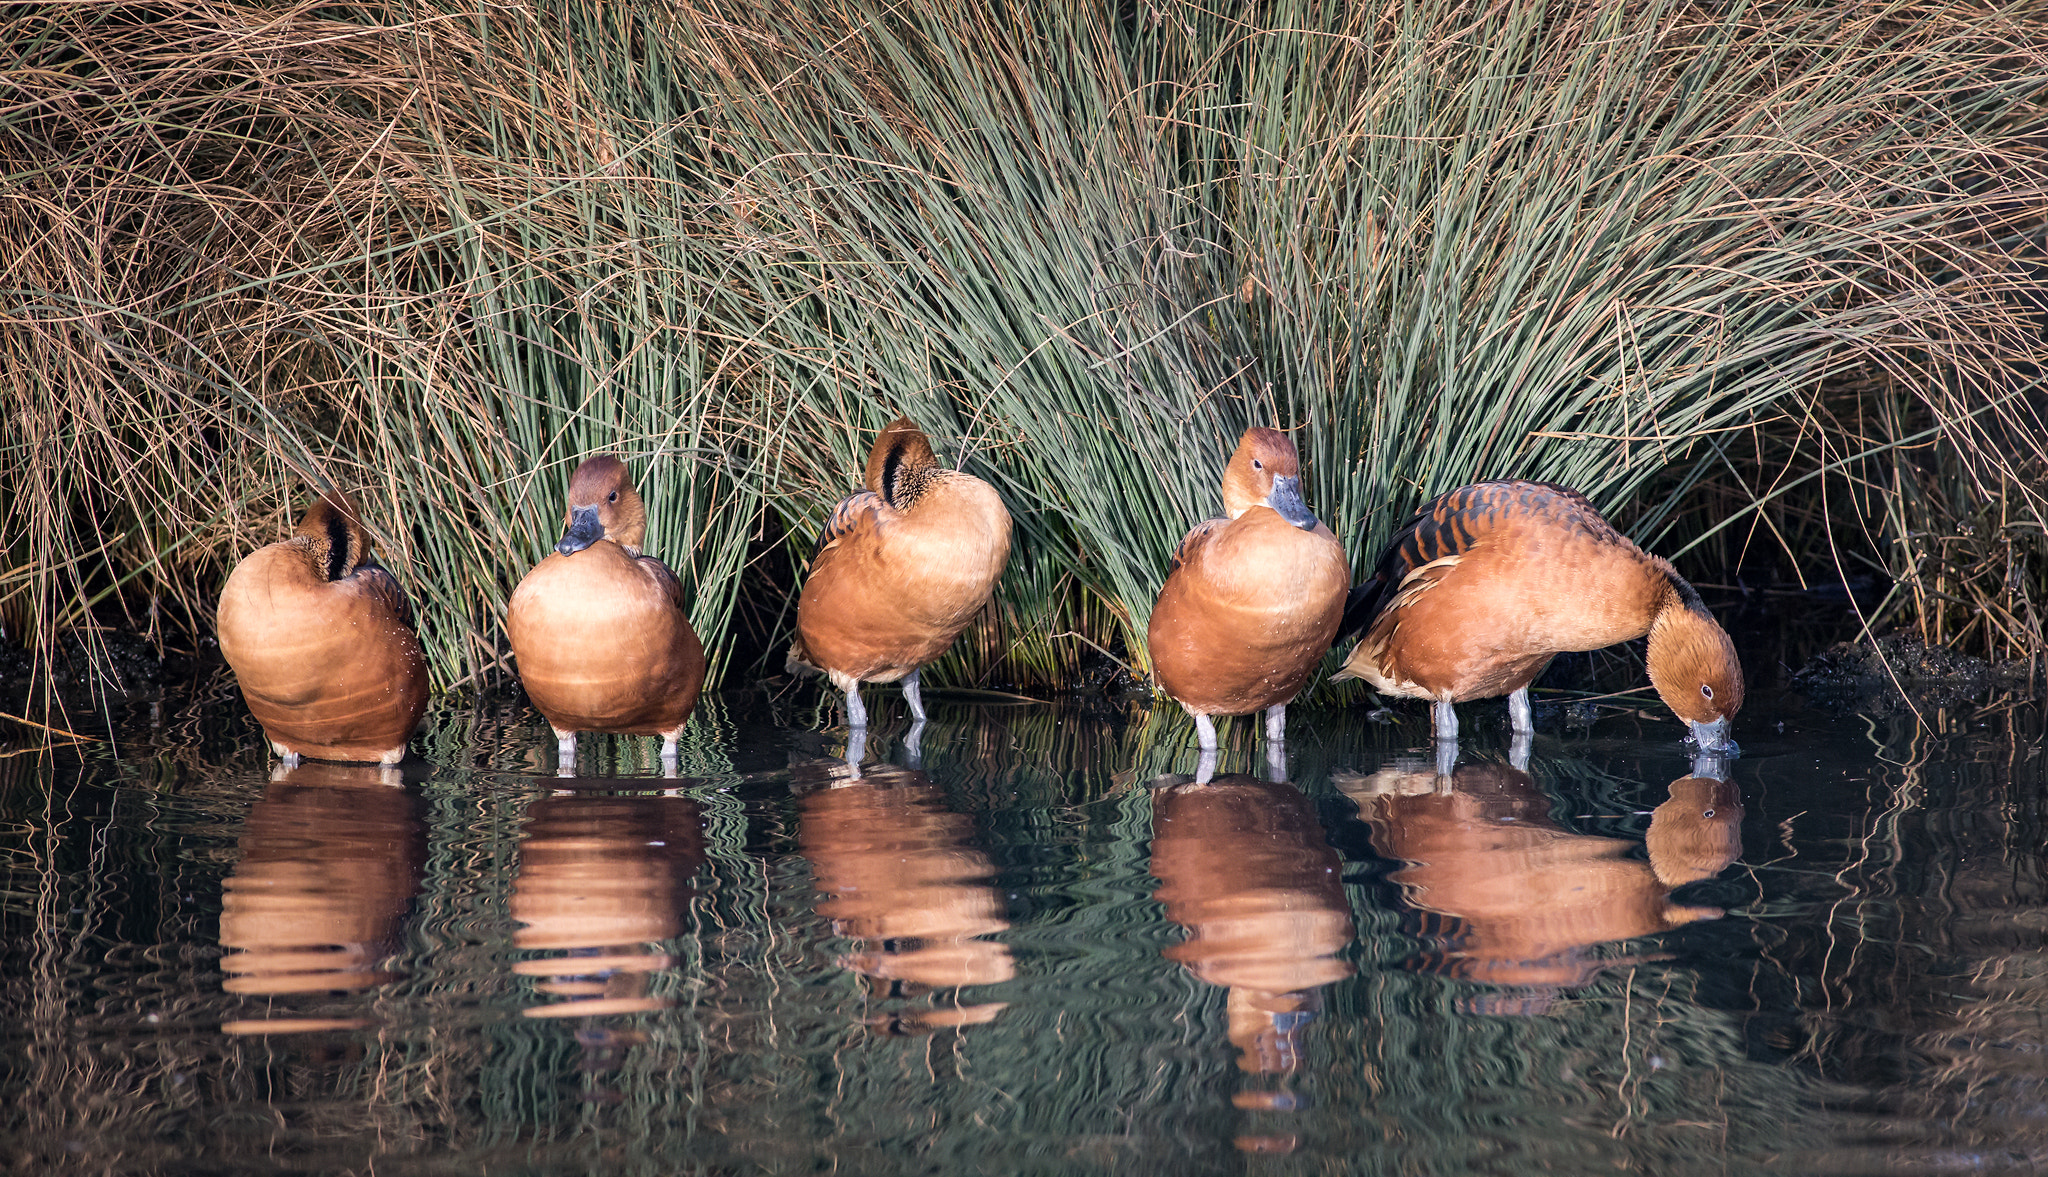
1146 427 1350 762
1332 480 1742 752
217 494 429 766
508 456 706 772
789 417 1011 729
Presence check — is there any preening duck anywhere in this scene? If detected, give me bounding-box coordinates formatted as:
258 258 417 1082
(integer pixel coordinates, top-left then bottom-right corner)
217 493 428 765
507 455 706 771
1145 427 1350 757
788 417 1011 729
1333 479 1743 751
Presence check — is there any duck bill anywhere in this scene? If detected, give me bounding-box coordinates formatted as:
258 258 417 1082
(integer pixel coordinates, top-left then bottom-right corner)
1265 476 1318 531
555 505 605 556
1687 717 1738 756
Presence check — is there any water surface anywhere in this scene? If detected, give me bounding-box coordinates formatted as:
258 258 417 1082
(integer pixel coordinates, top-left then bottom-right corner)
3 679 2044 1174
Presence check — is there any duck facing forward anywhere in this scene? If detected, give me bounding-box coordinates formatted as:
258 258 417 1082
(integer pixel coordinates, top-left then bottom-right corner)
217 494 429 766
1146 427 1350 758
508 456 706 770
1333 479 1742 752
788 417 1011 729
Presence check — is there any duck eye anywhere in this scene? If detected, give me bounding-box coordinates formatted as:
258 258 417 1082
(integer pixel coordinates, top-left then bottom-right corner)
1252 459 1264 471
607 491 618 503
1700 684 1714 700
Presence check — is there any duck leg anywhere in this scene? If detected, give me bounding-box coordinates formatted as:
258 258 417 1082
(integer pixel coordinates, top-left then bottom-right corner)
1431 697 1459 742
901 669 926 723
1263 704 1288 781
1507 687 1533 737
844 682 869 729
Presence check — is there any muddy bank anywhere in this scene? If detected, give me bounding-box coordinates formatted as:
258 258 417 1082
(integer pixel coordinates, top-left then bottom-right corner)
1792 633 2043 715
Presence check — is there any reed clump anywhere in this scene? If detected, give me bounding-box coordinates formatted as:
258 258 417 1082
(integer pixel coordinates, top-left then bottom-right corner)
3 0 2043 711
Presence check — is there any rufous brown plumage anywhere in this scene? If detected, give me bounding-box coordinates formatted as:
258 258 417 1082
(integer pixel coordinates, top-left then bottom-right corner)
1334 479 1742 751
217 494 428 765
1145 427 1349 756
789 417 1011 729
508 455 706 771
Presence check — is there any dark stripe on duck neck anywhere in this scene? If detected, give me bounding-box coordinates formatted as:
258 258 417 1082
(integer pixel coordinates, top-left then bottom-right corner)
323 509 351 582
882 450 935 510
1663 568 1711 617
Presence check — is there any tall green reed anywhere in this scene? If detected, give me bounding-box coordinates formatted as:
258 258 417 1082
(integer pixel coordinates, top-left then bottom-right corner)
675 0 2048 679
2 0 2043 710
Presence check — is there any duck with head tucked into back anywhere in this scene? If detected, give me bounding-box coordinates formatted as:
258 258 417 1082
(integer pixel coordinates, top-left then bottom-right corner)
508 455 706 771
217 493 429 766
788 416 1011 730
1145 427 1350 760
1332 479 1743 752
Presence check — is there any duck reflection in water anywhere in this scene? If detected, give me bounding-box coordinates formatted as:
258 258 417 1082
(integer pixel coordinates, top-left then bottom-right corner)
1150 773 1353 1153
219 762 424 1036
797 759 1014 1034
1340 762 1741 1011
511 791 707 1025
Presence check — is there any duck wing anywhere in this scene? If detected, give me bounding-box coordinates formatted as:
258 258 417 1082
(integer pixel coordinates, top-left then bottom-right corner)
1338 480 1601 644
1167 517 1227 574
636 554 689 611
350 557 416 629
810 488 884 562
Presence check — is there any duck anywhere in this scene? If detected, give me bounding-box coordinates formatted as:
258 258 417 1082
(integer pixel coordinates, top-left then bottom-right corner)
1332 479 1743 752
788 416 1011 729
216 493 429 765
1144 427 1349 756
507 455 706 770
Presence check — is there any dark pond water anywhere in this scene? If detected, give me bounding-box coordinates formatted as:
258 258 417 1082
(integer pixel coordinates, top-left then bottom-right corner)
3 676 2045 1175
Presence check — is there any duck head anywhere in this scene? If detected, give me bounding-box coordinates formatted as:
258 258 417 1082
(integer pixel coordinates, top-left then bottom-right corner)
555 455 648 557
294 494 375 583
1221 427 1317 530
1646 597 1744 754
862 417 941 510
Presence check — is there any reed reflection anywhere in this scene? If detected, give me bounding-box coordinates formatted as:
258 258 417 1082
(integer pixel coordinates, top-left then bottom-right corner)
1150 773 1352 1152
510 790 706 1019
1341 762 1740 1006
797 759 1014 1033
218 762 423 1035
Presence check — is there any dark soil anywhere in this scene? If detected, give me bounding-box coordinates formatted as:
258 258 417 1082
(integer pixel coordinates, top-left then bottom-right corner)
1791 632 2042 715
0 628 166 706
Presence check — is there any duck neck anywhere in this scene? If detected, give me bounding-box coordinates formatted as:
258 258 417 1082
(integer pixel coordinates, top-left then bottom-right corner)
298 504 362 583
883 461 939 511
1644 574 1701 663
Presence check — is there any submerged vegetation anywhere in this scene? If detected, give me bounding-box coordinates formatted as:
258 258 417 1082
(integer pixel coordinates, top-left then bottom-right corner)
3 0 2045 710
